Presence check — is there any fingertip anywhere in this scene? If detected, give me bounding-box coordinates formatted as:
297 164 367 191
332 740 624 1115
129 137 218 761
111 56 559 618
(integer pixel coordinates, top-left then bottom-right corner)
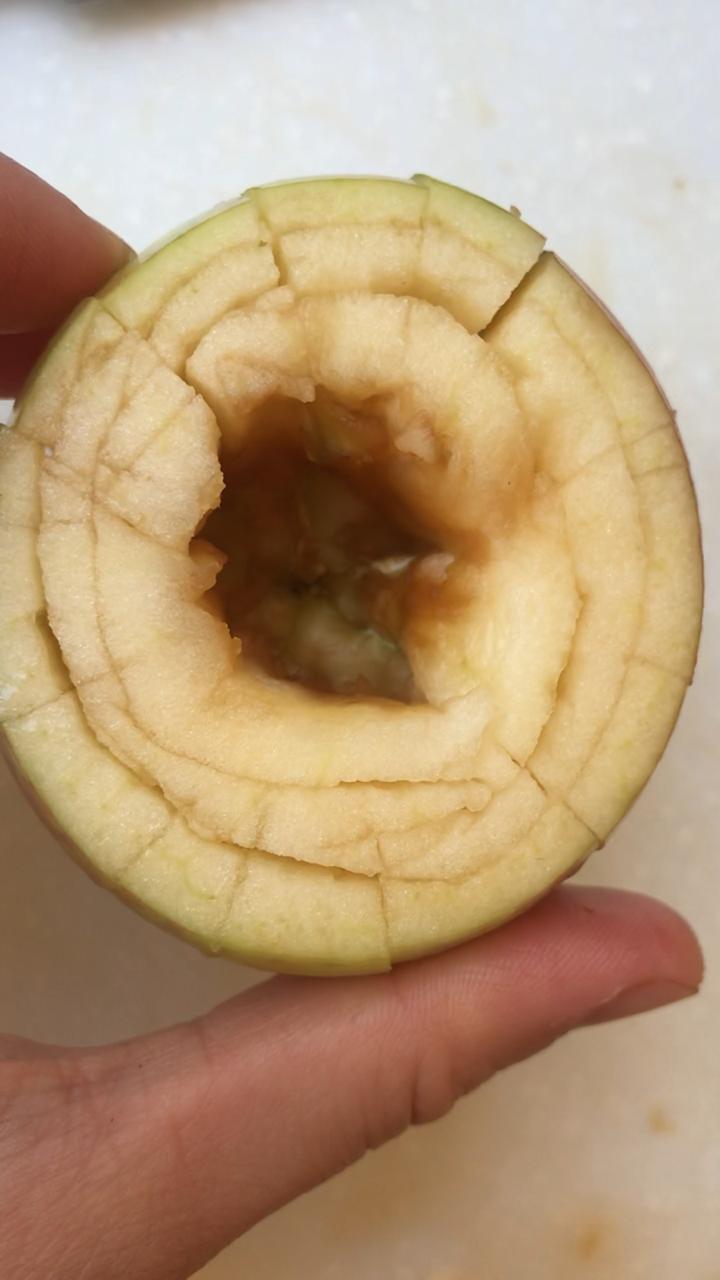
86 215 135 270
386 884 703 1063
0 153 133 334
556 886 705 993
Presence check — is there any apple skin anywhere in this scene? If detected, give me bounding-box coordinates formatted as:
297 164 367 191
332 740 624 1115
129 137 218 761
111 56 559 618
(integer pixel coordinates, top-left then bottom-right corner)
554 252 704 683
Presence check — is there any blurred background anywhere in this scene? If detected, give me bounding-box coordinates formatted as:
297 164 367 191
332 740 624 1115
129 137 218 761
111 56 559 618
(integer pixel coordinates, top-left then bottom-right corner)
1 1 719 1276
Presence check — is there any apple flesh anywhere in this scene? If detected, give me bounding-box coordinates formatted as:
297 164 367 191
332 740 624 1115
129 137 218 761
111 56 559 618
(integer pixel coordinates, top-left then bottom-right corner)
0 176 702 973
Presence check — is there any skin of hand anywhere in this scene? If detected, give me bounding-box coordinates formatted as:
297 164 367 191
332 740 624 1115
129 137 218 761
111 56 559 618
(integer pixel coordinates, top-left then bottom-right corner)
0 152 705 1280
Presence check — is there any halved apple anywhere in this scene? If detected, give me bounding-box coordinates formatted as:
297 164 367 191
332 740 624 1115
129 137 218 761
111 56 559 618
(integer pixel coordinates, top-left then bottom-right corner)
0 176 702 973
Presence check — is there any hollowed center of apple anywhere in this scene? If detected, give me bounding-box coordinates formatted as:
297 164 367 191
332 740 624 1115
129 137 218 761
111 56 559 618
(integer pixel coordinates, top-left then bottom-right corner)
201 391 453 703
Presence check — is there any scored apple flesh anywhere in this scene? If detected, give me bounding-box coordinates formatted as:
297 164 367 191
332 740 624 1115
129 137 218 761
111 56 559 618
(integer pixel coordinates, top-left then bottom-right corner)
0 176 702 973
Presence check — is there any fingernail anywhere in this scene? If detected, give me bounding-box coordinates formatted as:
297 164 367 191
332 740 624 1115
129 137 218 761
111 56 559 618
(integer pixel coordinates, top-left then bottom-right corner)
89 217 135 269
584 979 700 1027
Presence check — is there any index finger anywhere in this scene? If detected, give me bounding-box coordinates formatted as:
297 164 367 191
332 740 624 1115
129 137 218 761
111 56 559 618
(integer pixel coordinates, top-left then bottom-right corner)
0 154 132 394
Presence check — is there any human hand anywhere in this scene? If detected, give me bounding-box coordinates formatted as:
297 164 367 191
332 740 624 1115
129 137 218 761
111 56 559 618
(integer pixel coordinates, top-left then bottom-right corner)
0 154 704 1280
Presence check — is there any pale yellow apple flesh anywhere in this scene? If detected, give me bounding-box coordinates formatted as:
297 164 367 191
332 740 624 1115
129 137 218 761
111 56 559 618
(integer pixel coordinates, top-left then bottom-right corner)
0 176 702 973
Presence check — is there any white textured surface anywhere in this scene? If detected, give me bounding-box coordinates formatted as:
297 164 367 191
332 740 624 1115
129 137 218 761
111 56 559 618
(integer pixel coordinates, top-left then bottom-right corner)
1 1 719 1276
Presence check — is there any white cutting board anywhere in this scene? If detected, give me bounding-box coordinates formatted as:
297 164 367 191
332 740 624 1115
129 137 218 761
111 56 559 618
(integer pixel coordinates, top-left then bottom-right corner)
1 2 719 1276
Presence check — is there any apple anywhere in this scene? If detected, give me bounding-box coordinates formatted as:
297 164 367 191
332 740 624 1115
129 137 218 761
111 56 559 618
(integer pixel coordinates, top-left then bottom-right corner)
0 176 702 973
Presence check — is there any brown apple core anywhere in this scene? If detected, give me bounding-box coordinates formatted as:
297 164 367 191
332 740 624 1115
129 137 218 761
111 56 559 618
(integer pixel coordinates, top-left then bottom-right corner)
200 391 452 703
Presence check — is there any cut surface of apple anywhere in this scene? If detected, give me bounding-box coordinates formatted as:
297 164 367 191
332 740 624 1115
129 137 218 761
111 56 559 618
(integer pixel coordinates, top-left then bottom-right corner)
0 175 702 973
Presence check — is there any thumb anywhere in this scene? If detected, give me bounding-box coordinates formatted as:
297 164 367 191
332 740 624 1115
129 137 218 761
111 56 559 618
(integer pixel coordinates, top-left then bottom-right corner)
0 887 702 1280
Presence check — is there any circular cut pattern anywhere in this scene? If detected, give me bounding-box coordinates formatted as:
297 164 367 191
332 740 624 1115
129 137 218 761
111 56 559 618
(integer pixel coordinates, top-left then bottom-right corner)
0 176 702 973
